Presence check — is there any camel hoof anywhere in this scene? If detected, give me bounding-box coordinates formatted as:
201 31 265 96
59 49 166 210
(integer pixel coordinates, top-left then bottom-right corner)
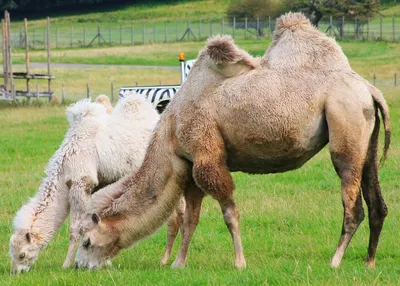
234 261 247 270
62 261 71 269
330 260 340 269
171 261 185 269
365 258 376 269
160 258 169 266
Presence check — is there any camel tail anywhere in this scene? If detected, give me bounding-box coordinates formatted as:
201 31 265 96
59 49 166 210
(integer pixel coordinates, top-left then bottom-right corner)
368 83 391 166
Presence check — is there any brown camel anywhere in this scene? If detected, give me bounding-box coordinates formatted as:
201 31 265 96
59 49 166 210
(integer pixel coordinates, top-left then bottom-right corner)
75 13 390 270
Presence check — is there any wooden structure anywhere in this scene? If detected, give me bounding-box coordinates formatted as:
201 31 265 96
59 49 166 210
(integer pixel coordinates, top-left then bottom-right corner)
0 11 55 101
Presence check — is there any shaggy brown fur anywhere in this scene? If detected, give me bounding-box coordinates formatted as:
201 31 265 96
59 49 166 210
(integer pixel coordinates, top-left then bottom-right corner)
75 13 390 270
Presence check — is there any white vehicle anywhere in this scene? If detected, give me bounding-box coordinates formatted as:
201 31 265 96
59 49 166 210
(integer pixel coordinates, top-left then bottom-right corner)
119 55 195 113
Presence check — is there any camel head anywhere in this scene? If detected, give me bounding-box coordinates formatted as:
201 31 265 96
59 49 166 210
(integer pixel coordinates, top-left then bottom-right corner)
194 35 260 79
9 230 42 274
75 213 123 269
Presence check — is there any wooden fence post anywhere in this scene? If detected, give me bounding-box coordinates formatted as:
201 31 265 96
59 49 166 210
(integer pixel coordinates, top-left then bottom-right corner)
245 17 247 39
354 17 357 40
33 27 36 49
221 18 224 34
268 16 271 38
232 17 235 39
142 23 145 44
210 18 212 36
393 16 396 42
120 24 122 45
132 24 134 45
341 16 344 40
70 25 73 48
87 83 90 99
256 17 259 40
165 22 167 43
111 81 114 102
380 16 383 40
24 18 30 94
176 19 178 41
373 70 376 86
199 19 202 39
153 22 156 43
62 83 65 103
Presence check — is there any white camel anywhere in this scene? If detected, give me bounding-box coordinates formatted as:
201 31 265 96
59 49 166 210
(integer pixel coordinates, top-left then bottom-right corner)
9 94 171 273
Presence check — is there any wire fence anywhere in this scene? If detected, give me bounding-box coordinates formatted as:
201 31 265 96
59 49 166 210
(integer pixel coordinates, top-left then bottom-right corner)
3 15 400 50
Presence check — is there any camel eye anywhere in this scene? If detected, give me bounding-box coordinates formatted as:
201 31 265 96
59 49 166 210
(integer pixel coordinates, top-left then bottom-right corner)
19 253 26 260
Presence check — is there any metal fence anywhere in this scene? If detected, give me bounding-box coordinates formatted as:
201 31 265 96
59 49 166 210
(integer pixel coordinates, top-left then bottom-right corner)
3 15 400 50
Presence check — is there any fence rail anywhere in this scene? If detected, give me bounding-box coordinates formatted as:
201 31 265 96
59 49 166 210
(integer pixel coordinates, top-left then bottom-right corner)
2 15 400 49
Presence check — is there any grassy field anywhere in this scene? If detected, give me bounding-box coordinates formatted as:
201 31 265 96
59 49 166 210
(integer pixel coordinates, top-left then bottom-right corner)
0 86 399 285
1 40 400 284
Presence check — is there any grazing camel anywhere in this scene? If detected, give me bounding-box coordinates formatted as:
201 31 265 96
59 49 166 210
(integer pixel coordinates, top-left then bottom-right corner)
9 94 175 273
75 13 390 270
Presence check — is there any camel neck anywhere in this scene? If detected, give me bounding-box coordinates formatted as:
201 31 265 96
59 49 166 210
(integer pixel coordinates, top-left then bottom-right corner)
30 178 69 245
111 116 190 246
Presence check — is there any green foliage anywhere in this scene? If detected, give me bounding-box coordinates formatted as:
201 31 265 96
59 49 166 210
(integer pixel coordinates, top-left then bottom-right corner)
227 0 286 21
285 0 382 25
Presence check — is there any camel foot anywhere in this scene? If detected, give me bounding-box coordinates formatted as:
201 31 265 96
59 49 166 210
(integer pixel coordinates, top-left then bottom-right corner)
160 257 169 266
330 259 341 269
171 260 186 269
365 258 376 269
62 260 71 269
234 260 247 270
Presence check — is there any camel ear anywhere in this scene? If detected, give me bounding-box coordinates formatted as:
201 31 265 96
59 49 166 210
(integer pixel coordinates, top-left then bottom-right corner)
92 213 100 224
25 233 31 243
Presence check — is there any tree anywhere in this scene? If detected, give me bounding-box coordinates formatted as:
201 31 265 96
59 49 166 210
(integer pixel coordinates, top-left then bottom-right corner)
227 0 287 36
285 0 381 27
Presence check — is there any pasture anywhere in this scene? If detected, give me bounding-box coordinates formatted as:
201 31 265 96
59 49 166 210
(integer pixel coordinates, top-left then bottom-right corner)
1 40 400 284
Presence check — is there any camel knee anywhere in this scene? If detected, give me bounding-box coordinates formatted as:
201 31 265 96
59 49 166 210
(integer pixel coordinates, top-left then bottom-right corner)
193 162 234 199
220 201 240 228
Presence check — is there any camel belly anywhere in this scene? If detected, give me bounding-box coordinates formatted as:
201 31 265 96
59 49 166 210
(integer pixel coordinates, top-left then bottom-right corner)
222 113 329 174
226 143 327 173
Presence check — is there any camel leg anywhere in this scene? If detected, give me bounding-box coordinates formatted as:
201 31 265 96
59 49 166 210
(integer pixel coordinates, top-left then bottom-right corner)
361 113 388 268
326 98 373 268
161 199 185 265
63 177 94 268
63 226 80 268
192 151 246 269
171 183 204 268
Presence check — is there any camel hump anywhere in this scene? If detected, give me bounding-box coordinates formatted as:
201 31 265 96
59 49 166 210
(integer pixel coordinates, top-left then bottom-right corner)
206 35 259 71
66 99 107 126
206 35 238 63
95 94 113 114
275 12 311 31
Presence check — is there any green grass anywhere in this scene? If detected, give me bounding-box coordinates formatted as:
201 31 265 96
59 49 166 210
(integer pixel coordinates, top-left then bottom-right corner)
0 90 400 284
